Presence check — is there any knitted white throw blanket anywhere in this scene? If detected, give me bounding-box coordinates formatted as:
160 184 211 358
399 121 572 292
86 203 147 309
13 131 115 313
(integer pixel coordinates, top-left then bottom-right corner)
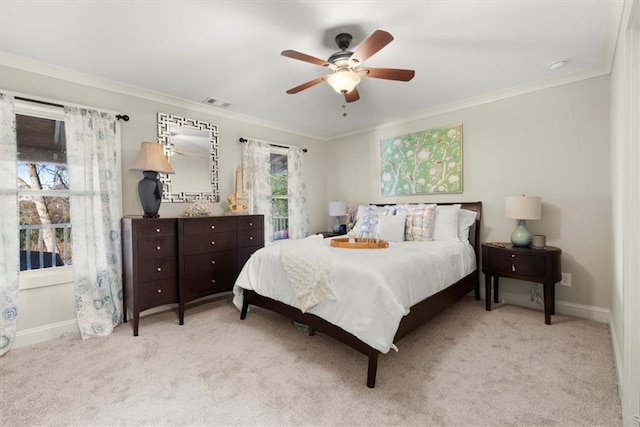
279 234 336 312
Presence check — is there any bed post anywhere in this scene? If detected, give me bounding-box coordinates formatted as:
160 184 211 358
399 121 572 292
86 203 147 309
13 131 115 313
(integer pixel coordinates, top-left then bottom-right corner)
367 352 379 388
240 289 249 320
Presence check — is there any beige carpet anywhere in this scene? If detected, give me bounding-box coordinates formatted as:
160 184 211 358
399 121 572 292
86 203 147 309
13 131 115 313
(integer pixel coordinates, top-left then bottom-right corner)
1 295 621 426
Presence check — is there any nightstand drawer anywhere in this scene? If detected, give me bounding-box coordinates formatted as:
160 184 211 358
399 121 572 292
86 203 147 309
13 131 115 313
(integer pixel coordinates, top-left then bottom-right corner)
487 252 545 277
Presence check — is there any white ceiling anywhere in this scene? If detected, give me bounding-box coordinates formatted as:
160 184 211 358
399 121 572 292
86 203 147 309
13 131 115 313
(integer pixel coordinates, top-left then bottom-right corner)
0 1 622 140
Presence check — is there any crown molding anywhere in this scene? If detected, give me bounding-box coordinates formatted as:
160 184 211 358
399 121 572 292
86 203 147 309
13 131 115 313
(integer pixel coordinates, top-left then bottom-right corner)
0 52 318 140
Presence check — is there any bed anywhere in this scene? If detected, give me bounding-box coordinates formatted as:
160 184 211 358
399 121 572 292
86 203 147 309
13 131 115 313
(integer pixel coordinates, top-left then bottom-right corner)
233 201 482 388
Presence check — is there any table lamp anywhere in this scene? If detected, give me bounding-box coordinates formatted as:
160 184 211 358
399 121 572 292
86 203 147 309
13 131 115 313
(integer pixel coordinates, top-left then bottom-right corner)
328 201 347 233
505 195 541 247
129 141 175 218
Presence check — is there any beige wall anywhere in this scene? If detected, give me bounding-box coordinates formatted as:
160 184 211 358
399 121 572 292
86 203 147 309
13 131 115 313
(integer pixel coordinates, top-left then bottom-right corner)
326 76 613 310
1 62 328 345
609 0 640 424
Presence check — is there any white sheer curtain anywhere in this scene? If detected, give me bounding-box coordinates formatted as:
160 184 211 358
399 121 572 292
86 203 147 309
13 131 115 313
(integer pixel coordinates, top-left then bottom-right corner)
65 107 123 339
287 146 309 239
242 139 273 244
0 93 19 356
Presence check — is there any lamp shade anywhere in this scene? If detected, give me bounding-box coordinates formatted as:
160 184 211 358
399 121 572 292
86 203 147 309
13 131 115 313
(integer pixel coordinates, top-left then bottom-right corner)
129 141 175 174
326 69 362 94
328 201 347 217
505 195 541 220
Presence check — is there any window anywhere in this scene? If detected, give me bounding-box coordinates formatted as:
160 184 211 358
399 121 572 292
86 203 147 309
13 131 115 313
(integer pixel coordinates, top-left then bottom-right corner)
15 102 72 271
270 149 288 240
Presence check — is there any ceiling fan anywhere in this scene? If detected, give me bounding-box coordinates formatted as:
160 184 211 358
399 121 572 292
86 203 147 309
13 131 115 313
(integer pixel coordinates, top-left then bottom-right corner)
282 29 415 105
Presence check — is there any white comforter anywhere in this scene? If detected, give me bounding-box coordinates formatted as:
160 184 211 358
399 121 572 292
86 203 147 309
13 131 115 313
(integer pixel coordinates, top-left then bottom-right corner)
233 237 477 353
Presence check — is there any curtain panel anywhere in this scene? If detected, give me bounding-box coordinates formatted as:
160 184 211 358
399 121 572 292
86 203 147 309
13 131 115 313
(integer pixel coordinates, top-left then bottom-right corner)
65 107 123 339
242 139 273 244
0 93 19 356
287 146 309 239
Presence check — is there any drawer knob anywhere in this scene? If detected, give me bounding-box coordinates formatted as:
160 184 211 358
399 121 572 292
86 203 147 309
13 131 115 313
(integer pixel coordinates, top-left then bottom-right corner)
211 225 215 229
211 279 216 284
156 246 161 250
210 241 215 245
211 260 216 265
511 254 515 258
249 222 253 226
157 289 162 293
157 267 162 272
249 236 253 240
156 228 161 233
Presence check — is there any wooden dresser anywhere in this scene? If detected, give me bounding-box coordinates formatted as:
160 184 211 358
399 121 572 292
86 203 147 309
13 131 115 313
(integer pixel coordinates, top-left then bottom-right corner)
122 214 264 335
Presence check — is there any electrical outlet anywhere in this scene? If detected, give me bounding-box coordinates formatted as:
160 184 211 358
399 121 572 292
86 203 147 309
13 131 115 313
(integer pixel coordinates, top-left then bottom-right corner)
561 272 572 286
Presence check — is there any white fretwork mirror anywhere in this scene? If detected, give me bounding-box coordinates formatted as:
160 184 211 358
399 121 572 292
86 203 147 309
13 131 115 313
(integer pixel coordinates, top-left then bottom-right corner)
157 112 219 203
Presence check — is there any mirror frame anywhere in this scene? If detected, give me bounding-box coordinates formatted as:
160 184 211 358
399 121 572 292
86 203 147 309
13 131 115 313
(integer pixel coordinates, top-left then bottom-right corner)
157 112 220 203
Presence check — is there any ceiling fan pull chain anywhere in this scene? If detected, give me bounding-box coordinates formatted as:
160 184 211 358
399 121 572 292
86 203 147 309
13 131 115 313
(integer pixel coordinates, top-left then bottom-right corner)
341 102 348 117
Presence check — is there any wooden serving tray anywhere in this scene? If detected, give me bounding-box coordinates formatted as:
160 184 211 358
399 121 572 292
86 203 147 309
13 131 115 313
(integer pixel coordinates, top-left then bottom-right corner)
330 237 389 249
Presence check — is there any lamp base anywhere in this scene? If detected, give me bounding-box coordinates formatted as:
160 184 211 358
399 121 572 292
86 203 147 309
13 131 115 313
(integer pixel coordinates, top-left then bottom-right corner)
332 217 341 234
511 219 533 247
138 171 163 218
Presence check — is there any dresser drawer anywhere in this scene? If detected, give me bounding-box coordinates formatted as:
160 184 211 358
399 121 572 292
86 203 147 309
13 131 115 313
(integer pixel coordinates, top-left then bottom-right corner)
237 229 264 248
181 217 236 235
135 220 176 238
138 256 177 281
138 277 178 310
487 252 545 277
183 250 237 296
237 215 264 231
182 232 237 255
138 235 176 259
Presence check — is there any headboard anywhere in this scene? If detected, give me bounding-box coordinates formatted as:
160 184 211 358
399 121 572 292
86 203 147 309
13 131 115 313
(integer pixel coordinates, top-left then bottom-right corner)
373 201 482 266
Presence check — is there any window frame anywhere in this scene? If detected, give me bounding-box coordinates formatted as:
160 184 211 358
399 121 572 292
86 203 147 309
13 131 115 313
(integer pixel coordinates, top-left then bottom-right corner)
15 99 74 289
270 146 289 241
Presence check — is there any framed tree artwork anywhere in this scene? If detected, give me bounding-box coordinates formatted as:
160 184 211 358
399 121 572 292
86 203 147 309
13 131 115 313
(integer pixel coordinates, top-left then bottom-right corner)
380 123 463 196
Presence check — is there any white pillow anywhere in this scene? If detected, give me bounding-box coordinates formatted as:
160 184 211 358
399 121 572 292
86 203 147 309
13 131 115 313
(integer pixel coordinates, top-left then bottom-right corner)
376 214 407 242
457 209 477 242
432 204 461 240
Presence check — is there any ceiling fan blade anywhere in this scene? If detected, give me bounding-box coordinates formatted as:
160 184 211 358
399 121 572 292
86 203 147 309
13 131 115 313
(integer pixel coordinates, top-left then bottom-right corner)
281 50 329 67
286 76 326 94
362 67 415 81
344 88 360 103
350 30 394 65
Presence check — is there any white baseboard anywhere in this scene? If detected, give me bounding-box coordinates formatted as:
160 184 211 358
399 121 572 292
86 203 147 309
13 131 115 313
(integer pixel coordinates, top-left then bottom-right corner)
497 290 611 323
14 319 79 349
607 314 624 403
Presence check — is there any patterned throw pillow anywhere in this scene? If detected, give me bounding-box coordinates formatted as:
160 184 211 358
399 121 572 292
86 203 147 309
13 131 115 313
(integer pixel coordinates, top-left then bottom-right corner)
396 203 436 241
351 204 395 237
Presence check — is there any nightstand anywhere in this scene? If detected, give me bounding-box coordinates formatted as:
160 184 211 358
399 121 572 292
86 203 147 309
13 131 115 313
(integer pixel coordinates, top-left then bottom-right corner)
481 242 562 325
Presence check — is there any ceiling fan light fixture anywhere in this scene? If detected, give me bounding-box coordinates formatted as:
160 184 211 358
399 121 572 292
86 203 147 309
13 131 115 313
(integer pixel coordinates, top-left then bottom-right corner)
326 69 361 94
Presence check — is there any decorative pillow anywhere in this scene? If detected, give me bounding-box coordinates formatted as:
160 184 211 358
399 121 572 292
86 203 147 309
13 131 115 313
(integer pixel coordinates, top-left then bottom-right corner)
351 205 395 237
396 203 436 241
457 209 477 242
376 213 407 242
432 204 461 241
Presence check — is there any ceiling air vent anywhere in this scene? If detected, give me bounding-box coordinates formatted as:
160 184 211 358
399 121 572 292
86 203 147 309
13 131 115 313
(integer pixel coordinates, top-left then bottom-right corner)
202 97 232 108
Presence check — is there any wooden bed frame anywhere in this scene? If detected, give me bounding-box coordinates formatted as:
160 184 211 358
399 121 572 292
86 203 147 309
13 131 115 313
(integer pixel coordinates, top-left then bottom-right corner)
240 201 482 388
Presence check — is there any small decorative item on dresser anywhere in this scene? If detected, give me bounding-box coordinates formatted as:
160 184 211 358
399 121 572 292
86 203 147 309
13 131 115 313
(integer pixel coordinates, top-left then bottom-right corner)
481 242 562 325
227 165 249 215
